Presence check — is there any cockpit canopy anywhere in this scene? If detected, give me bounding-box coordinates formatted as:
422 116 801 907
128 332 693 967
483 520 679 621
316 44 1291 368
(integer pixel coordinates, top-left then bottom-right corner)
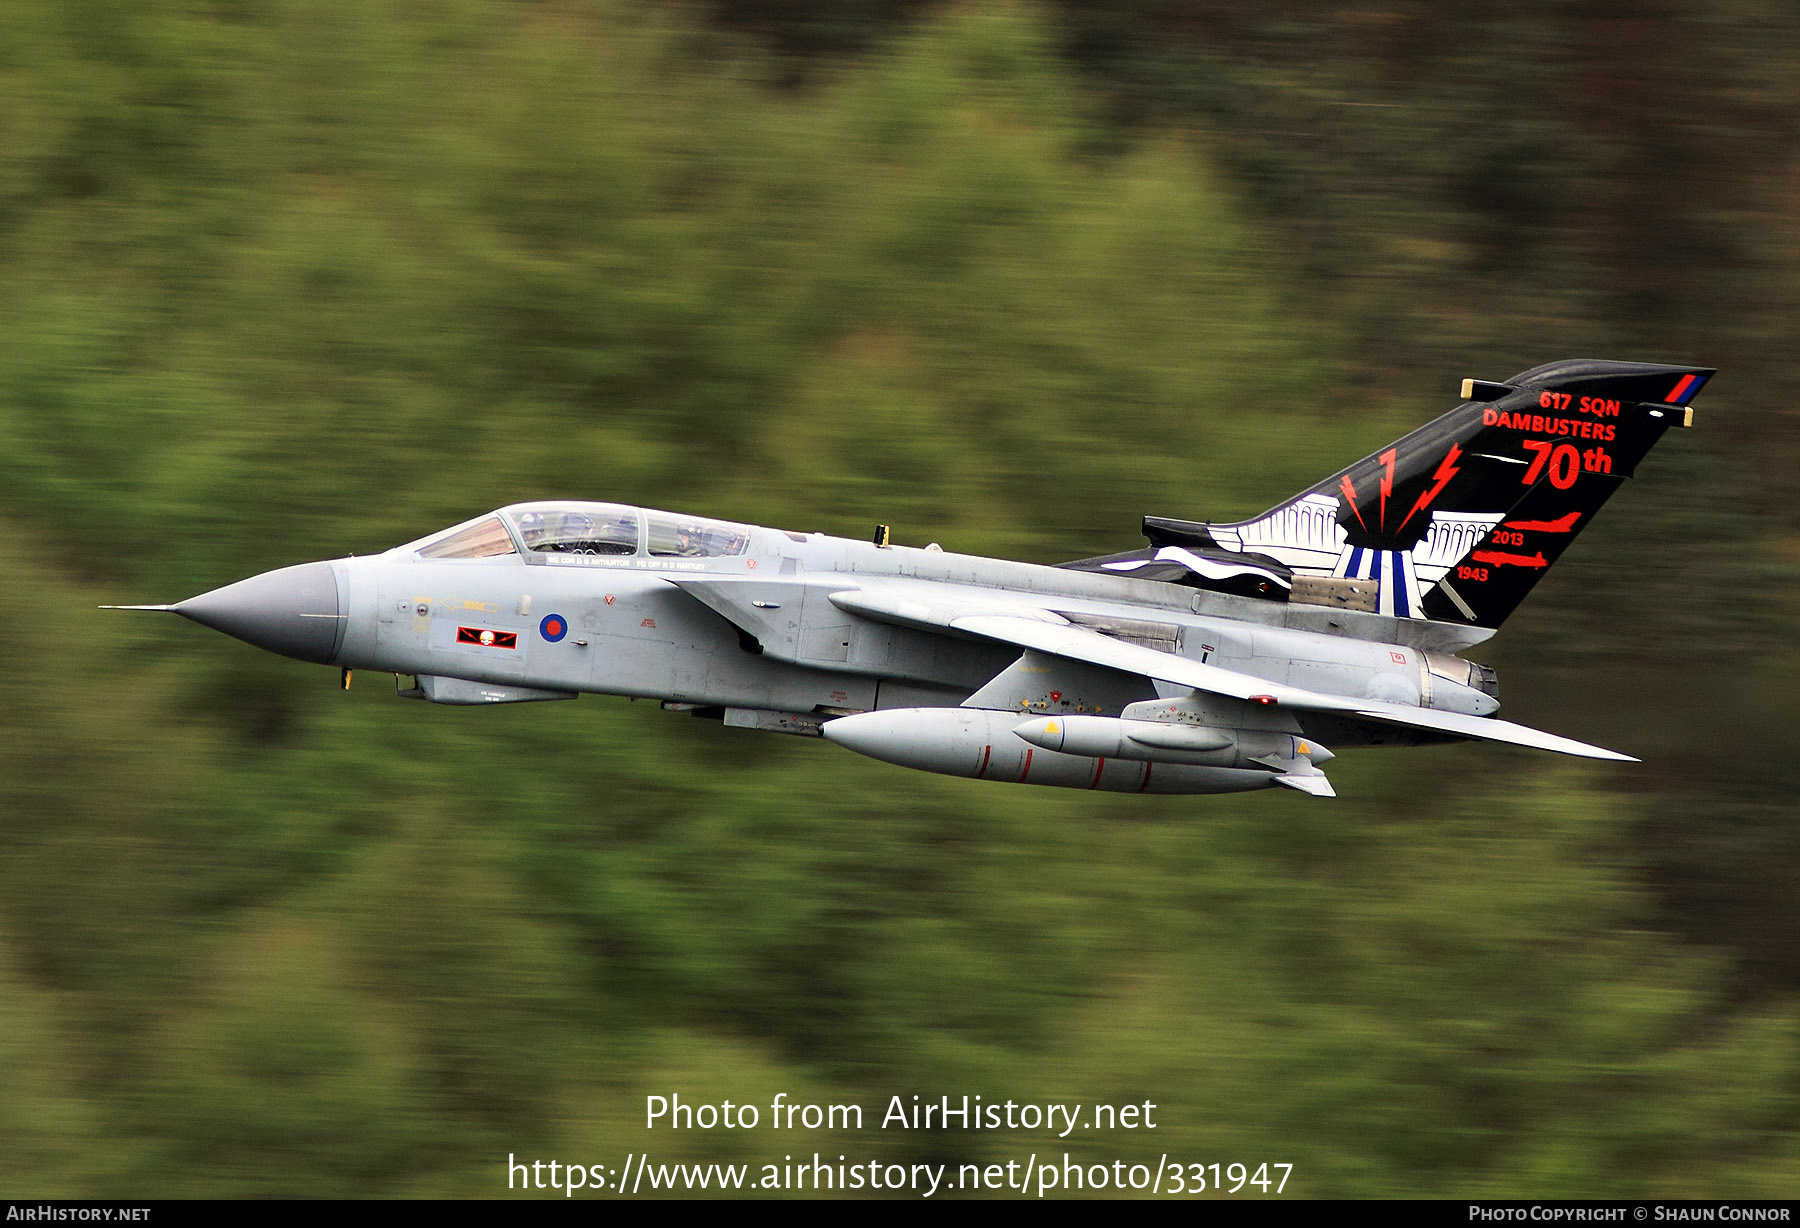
410 514 517 560
397 502 756 561
515 505 640 556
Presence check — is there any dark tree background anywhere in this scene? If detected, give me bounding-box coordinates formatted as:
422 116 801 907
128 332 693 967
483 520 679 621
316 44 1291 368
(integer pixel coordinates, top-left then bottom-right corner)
3 0 1796 1196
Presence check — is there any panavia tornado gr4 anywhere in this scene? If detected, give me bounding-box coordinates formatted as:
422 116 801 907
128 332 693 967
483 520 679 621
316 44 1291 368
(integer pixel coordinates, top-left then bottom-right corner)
116 359 1710 798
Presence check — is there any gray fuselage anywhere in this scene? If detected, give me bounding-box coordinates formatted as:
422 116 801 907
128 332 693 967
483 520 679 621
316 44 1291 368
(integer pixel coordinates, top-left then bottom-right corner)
321 504 1492 740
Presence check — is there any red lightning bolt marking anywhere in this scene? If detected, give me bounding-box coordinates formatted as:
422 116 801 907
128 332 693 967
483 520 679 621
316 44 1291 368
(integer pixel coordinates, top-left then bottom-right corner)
1377 448 1397 529
1340 474 1368 531
1398 442 1462 533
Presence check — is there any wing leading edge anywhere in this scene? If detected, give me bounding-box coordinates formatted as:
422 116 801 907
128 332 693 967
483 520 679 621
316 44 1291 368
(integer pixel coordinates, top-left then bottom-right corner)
828 589 1633 762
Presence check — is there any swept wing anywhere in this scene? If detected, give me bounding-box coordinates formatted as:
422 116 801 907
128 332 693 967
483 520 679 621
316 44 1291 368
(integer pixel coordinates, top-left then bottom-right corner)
827 588 1632 762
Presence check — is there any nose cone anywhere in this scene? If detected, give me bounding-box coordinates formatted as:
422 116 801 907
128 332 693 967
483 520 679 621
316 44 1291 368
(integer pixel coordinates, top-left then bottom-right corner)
175 560 346 664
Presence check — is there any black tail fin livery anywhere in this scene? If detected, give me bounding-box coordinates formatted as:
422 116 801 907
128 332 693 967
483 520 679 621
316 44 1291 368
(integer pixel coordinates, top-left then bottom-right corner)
1131 360 1712 628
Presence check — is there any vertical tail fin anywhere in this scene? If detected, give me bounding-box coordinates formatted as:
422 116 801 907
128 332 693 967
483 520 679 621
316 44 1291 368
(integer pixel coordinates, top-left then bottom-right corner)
1196 360 1713 627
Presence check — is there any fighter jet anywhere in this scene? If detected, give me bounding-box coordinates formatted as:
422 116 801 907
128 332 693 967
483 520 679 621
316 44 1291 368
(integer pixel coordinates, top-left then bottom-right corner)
113 359 1711 798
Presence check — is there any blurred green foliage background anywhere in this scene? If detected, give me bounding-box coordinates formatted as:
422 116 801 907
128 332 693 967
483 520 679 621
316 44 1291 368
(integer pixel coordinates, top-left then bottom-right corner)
3 0 1798 1197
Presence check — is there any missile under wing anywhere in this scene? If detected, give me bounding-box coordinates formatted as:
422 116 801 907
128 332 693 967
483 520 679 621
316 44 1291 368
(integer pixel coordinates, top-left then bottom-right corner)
112 359 1712 798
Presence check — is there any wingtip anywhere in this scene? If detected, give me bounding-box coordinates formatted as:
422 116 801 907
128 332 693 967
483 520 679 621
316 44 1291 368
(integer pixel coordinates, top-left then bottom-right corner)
1562 741 1638 763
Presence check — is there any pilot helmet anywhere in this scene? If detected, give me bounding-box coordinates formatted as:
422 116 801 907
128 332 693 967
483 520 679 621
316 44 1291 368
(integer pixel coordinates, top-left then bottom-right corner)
516 511 546 544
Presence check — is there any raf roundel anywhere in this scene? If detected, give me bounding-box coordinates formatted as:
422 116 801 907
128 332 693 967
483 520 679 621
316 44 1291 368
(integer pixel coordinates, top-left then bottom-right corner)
539 613 569 643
